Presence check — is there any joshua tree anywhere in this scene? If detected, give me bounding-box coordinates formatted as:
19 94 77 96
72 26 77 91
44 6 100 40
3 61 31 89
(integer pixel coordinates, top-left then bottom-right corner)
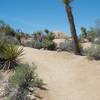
63 0 81 55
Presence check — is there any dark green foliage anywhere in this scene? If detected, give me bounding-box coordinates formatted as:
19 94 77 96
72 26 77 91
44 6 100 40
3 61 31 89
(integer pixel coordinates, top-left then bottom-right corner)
32 30 56 50
43 39 56 50
45 32 55 41
44 29 49 34
80 27 87 39
43 31 56 50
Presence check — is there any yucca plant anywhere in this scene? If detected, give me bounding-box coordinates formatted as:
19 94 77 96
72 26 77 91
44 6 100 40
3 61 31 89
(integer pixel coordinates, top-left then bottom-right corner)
0 44 24 70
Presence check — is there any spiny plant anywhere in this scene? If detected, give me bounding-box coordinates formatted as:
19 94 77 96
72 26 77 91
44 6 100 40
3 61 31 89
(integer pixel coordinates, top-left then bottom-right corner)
0 44 24 70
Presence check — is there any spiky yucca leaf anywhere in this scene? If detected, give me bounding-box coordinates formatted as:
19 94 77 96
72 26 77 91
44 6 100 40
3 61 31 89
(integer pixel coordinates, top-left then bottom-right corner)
1 44 24 70
2 44 24 60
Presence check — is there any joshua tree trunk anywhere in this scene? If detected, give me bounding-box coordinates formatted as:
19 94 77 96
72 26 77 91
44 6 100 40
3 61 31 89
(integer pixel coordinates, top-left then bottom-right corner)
65 5 81 55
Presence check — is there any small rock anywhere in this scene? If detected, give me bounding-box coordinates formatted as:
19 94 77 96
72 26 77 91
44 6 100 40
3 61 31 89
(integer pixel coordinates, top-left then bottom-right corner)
28 87 35 92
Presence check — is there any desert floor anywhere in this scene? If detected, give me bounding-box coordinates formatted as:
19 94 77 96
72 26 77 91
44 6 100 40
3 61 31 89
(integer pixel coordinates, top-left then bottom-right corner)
22 47 100 100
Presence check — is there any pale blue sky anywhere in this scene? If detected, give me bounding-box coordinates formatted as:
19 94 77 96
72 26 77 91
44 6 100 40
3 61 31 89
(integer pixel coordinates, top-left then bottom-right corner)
0 0 100 34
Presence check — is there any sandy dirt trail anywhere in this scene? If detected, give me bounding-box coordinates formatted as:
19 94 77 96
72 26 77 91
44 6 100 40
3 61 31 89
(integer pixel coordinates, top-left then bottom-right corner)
23 47 100 100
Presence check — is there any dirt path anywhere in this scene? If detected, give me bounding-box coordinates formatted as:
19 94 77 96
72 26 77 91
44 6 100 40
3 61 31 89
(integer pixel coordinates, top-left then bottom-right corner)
23 47 100 100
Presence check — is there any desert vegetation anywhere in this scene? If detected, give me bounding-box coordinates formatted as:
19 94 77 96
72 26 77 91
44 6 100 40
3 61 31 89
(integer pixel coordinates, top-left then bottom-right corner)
0 18 100 60
0 23 46 100
0 0 100 100
7 63 46 100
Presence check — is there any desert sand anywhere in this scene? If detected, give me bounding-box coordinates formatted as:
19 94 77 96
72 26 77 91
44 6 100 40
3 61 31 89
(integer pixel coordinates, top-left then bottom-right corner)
23 47 100 100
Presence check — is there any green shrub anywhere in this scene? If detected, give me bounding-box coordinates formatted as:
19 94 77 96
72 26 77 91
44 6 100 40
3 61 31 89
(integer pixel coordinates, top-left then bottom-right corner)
0 44 24 70
43 39 56 50
9 64 35 87
46 32 55 41
8 63 45 100
84 45 100 60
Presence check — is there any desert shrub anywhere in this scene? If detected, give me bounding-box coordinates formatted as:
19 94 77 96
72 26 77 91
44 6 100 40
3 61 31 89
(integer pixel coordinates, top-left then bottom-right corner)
4 35 20 45
86 27 100 42
65 40 83 54
33 41 42 49
0 44 24 70
32 30 56 50
8 63 45 100
43 39 56 50
9 64 35 87
46 32 55 41
80 22 100 43
87 31 97 42
43 32 55 50
93 37 100 44
84 45 100 60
